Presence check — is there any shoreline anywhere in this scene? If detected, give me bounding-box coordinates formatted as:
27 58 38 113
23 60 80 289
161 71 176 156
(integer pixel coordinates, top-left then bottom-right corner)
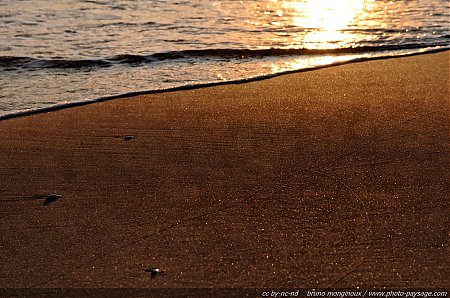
0 51 448 289
1 46 448 122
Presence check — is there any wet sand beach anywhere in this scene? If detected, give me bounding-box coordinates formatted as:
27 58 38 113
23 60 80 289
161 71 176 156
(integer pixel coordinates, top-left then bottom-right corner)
0 51 448 290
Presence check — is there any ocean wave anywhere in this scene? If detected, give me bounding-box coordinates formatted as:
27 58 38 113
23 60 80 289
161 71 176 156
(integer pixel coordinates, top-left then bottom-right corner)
1 44 447 70
1 46 448 121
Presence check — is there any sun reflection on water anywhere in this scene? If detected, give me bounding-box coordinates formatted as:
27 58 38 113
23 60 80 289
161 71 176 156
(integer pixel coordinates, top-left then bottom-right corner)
269 55 356 73
286 0 373 49
258 0 381 71
253 0 378 49
287 0 365 30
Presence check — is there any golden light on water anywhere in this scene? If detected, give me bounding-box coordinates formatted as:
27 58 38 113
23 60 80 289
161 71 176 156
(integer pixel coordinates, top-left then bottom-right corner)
286 0 369 49
287 0 365 30
269 55 356 73
257 0 377 49
256 0 379 72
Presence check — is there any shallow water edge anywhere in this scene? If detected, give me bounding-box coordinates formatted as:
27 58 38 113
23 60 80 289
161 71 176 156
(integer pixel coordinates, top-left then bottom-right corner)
1 47 448 122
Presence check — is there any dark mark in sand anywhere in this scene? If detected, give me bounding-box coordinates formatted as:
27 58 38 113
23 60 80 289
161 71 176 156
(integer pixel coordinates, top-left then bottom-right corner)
40 194 62 205
144 268 163 279
1 194 62 205
107 135 135 141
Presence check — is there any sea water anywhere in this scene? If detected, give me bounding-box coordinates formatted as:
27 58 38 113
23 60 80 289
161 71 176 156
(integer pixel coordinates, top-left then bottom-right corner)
0 0 449 117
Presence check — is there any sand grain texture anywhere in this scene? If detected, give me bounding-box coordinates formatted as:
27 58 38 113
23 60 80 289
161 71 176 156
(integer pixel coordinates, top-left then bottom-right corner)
0 52 448 289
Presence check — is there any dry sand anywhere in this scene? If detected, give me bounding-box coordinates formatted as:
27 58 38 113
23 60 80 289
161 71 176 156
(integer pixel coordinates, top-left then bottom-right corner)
0 51 448 291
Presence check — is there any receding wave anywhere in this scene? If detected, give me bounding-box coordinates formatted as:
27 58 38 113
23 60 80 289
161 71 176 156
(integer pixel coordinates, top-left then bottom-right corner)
0 44 445 70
